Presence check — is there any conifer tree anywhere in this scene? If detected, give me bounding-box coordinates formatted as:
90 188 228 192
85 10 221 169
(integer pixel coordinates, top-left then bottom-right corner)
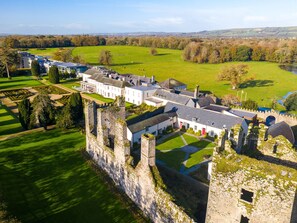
48 65 59 84
18 98 32 130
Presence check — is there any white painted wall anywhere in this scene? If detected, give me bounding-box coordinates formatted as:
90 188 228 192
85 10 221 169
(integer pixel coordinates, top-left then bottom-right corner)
127 119 174 144
125 87 157 105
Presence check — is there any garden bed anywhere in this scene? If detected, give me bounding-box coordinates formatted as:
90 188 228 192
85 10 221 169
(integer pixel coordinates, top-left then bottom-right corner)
33 85 69 94
2 89 34 101
56 95 71 105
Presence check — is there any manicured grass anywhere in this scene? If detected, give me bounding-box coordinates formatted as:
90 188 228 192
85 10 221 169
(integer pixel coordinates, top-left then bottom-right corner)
0 104 23 136
185 148 214 168
60 79 81 91
26 47 64 57
0 75 43 90
83 93 115 103
29 46 297 106
0 129 139 223
157 150 186 171
156 133 185 151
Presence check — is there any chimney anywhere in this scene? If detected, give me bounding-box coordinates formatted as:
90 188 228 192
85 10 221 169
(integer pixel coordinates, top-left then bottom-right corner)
151 75 155 83
141 134 156 167
194 85 200 99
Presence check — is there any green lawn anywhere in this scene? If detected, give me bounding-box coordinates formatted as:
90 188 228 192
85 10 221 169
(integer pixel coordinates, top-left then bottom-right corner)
60 79 81 91
0 104 23 136
183 134 216 149
83 93 115 103
157 150 186 171
0 75 43 90
156 133 185 151
185 148 214 168
28 46 297 106
0 129 139 223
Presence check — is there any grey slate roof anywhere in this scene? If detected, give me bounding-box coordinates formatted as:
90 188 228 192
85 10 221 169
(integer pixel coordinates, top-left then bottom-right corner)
153 89 191 105
128 112 176 133
84 69 99 75
204 104 230 113
127 85 158 91
228 109 257 120
164 102 245 130
197 96 215 107
267 121 295 144
159 78 186 89
90 73 132 88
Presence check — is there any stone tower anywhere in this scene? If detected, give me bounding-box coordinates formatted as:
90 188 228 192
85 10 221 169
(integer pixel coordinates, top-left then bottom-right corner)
206 131 297 223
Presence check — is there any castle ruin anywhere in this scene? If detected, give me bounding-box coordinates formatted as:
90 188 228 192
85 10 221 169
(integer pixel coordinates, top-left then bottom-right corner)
85 98 196 223
206 129 297 223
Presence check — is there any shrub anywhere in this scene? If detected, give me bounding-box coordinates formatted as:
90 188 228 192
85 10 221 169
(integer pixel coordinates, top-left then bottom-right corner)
242 99 258 110
284 92 297 111
186 127 195 135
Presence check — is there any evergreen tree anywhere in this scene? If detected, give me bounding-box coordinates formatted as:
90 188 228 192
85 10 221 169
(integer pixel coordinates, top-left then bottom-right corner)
56 104 73 129
48 65 60 84
31 91 55 130
18 98 32 130
31 60 41 77
69 93 83 124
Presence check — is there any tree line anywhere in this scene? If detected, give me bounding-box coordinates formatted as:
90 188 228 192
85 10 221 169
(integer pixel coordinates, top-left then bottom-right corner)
0 35 106 48
182 39 297 64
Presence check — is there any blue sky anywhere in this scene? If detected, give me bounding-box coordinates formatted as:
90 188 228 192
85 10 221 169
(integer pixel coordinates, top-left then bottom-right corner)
0 0 296 34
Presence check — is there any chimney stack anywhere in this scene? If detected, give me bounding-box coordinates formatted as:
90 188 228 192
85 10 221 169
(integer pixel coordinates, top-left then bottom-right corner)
194 85 200 99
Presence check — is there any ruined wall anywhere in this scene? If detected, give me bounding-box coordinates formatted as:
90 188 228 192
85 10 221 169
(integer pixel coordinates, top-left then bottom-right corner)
85 101 195 223
206 149 297 223
233 107 297 126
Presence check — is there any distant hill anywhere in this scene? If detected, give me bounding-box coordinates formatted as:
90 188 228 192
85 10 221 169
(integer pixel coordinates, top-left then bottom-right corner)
1 26 297 38
192 26 297 38
95 26 297 38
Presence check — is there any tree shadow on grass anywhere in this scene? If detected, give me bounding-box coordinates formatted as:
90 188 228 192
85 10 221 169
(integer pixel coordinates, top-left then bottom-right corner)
154 53 170 56
240 79 274 88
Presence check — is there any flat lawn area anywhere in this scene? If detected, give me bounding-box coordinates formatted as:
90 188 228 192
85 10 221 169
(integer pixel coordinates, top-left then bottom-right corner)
0 104 23 136
29 46 297 106
83 93 115 103
0 75 43 90
156 133 184 151
183 134 216 148
60 79 81 91
26 47 63 57
185 148 214 168
0 129 139 223
157 150 186 171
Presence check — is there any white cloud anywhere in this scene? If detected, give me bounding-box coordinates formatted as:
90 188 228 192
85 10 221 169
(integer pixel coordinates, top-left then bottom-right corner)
62 23 90 30
146 17 184 26
244 16 268 22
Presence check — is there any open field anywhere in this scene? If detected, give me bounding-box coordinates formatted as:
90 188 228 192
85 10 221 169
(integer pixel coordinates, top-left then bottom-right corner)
28 46 297 106
0 104 23 136
0 75 43 90
0 129 140 223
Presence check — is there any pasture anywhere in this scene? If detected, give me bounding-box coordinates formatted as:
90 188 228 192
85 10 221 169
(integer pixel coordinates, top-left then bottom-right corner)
28 46 297 106
0 129 141 223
